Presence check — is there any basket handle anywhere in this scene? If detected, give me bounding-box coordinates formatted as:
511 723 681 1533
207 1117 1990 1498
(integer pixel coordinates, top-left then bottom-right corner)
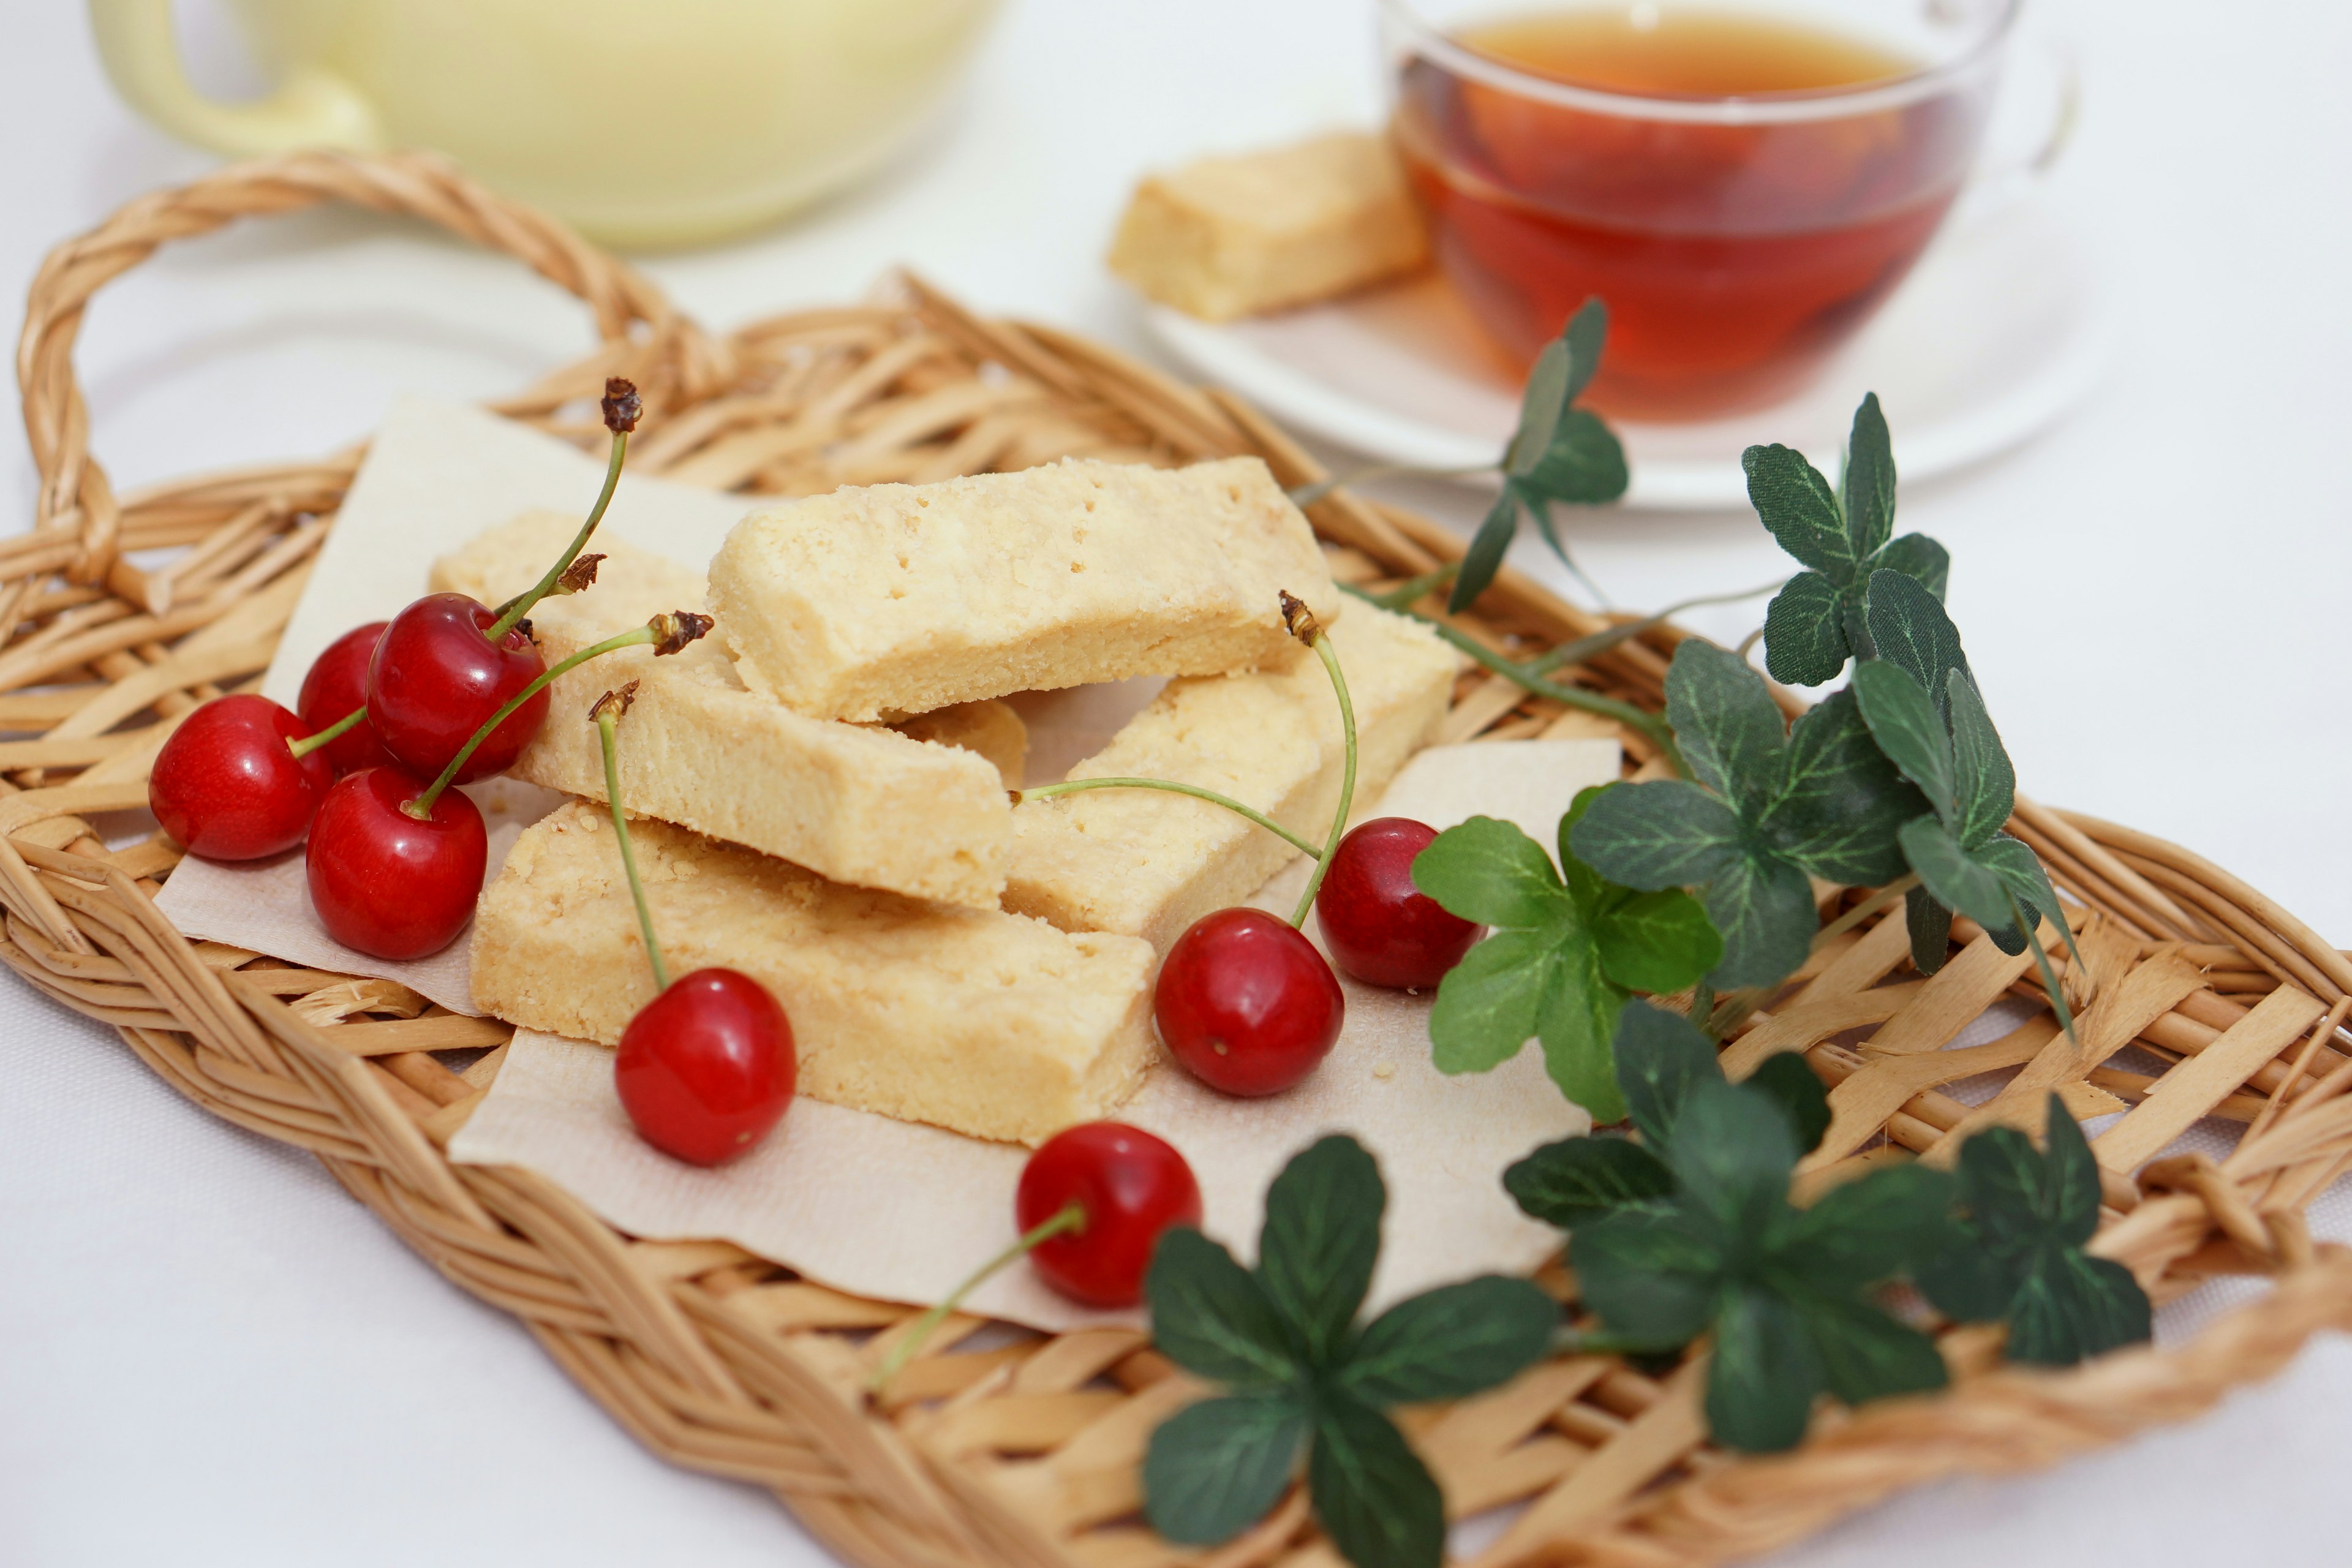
14 149 734 586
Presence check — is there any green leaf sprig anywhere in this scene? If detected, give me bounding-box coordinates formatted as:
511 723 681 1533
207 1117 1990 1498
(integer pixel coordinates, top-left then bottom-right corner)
1568 639 1924 989
1411 790 1720 1121
1747 393 1950 686
1145 1135 1556 1568
1508 1004 1955 1453
1915 1095 2152 1364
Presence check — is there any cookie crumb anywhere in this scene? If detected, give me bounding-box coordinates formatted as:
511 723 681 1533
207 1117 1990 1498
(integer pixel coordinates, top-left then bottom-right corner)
1373 1061 1395 1081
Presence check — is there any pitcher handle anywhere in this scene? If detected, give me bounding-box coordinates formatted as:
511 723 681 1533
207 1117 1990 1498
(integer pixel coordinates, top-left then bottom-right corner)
88 0 385 156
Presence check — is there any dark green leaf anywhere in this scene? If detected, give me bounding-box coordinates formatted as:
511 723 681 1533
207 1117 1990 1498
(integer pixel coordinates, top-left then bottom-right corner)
1864 570 1970 712
2005 1250 2152 1365
1144 1393 1309 1545
1570 1203 1722 1350
1698 850 1819 990
1761 570 1851 687
1411 815 1567 928
1852 660 1956 821
1558 784 1612 913
1505 341 1573 478
1447 488 1520 612
1797 1288 1948 1406
1912 1230 2018 1323
1613 1000 1723 1149
1764 687 1924 885
1663 639 1789 816
1905 886 1954 976
1744 1052 1832 1154
1943 669 2015 849
1838 393 1896 559
1258 1135 1384 1367
1336 1276 1557 1405
1592 888 1722 995
1782 1163 1956 1289
1975 832 2059 937
1532 939 1629 1123
1956 1106 2098 1253
1559 295 1608 404
1518 409 1628 505
1899 815 2013 932
1308 1393 1447 1568
1741 445 1853 582
1705 1284 1825 1452
1428 927 1561 1075
1662 1078 1798 1237
1504 1135 1675 1227
1148 1229 1302 1390
1569 780 1744 891
1875 532 1951 601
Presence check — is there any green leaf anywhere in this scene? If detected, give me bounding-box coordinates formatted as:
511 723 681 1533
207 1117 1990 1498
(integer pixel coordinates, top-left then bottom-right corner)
1613 1000 1722 1149
1532 940 1628 1122
1662 1078 1799 1237
1975 833 2060 937
1782 1163 1955 1289
1504 1135 1675 1227
1559 296 1608 404
1864 569 1970 712
1875 532 1951 601
1592 888 1721 995
1411 816 1566 927
1741 444 1852 582
1447 488 1521 613
1308 1393 1447 1568
1505 342 1573 478
1336 1276 1558 1405
1144 1393 1310 1546
1797 1287 1948 1406
1852 660 1956 821
1899 815 2014 932
1905 885 1954 976
1568 780 1744 891
1558 784 1613 912
1664 639 1789 816
1763 687 1924 885
1697 850 1819 990
1838 392 1896 559
1427 927 1558 1074
1912 1229 2016 1323
1518 409 1628 505
2005 1250 2153 1366
1148 1229 1303 1390
1943 669 2015 849
1744 1052 1831 1155
1705 1285 1825 1452
1258 1135 1384 1367
1569 1203 1722 1350
1762 571 1851 687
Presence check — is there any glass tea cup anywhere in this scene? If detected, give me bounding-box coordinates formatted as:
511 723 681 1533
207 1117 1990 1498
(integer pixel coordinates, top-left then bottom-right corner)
1385 0 2031 421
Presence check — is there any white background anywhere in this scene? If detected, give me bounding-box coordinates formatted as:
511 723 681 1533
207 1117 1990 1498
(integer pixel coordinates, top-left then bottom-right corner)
3 0 2349 1563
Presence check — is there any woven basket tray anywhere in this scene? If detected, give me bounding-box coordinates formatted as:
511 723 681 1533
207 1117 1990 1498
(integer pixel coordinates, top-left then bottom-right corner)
12 152 2352 1568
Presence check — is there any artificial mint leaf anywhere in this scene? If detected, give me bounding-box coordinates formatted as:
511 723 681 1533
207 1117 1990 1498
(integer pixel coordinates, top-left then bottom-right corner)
1532 948 1626 1122
1662 1077 1800 1237
1559 295 1608 404
1763 687 1923 885
1308 1393 1447 1568
1974 833 2060 939
1838 391 1897 559
2005 1250 2152 1366
1905 885 1956 976
1259 1134 1384 1367
1864 569 1971 711
1519 408 1628 504
1504 1135 1674 1228
1148 1229 1303 1390
1696 851 1819 990
1782 1163 1955 1289
1663 639 1789 815
1852 660 1956 820
1336 1276 1557 1405
1744 1052 1832 1155
1505 341 1574 477
1427 928 1559 1074
1591 888 1721 995
1144 1393 1309 1545
1613 1000 1722 1149
1741 444 1852 581
1569 1203 1722 1351
1762 570 1850 687
1706 1284 1826 1453
1875 532 1951 601
1799 1287 1948 1406
1567 780 1743 890
1411 816 1567 927
1464 299 1623 613
1448 489 1523 613
1943 669 2016 850
1898 815 2015 933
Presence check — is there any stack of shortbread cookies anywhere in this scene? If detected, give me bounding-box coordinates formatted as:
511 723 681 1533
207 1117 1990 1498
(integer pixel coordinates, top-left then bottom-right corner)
434 458 1460 1144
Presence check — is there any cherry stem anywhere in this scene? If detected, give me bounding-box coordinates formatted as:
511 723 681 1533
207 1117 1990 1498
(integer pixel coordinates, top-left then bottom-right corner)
869 1202 1086 1395
288 703 368 759
595 706 669 992
1012 778 1322 859
401 624 660 819
486 429 630 641
1289 631 1357 929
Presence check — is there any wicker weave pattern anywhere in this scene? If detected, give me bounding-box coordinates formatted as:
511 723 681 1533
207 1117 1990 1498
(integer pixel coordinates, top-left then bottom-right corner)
8 152 2351 1568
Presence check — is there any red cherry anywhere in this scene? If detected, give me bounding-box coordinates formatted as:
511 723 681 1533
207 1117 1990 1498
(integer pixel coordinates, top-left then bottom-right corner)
616 970 796 1166
1155 908 1344 1096
304 767 487 960
148 695 335 861
1017 1123 1202 1307
297 620 395 775
366 594 548 784
1317 816 1484 989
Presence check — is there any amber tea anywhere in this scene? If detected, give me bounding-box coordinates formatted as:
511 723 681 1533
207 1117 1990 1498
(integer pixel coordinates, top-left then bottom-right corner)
1393 6 1988 419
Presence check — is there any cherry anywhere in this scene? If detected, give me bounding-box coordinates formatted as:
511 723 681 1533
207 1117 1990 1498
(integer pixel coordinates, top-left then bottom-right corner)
1016 1123 1202 1308
1156 907 1345 1096
304 766 487 960
616 968 796 1167
366 593 548 784
1317 816 1484 989
297 620 395 775
148 695 335 861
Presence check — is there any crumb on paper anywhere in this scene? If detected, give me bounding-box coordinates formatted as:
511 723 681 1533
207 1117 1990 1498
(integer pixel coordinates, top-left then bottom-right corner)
1373 1061 1395 1080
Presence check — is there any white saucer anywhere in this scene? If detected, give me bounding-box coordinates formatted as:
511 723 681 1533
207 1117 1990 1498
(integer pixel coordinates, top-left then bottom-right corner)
1145 195 2109 510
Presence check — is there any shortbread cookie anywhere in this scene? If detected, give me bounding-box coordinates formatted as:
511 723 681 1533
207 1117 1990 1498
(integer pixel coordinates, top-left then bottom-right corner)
707 458 1341 722
1005 602 1461 951
472 802 1158 1145
1107 131 1430 322
432 513 1017 908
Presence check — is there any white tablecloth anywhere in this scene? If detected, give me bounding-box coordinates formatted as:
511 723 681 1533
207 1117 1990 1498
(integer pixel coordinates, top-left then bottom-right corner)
4 0 2349 1563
